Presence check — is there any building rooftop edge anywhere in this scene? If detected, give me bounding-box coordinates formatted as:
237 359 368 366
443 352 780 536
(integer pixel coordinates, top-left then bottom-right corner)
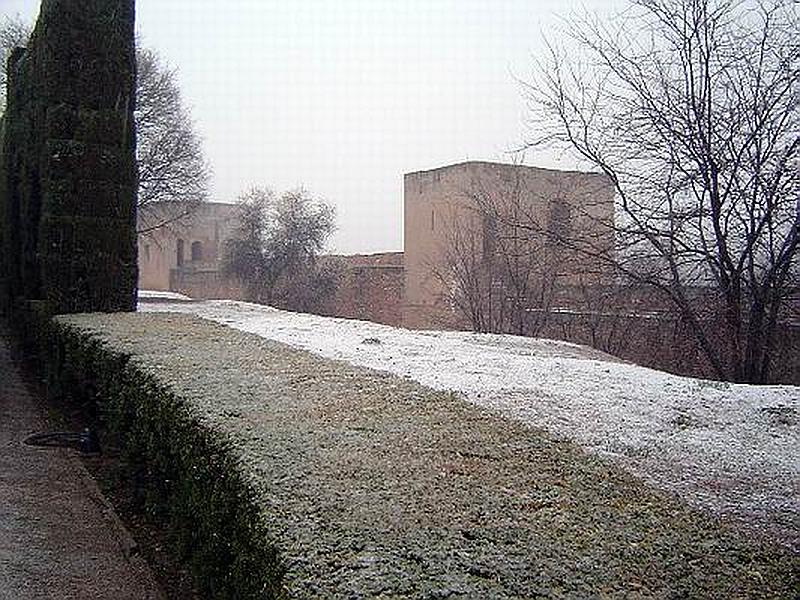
404 160 607 179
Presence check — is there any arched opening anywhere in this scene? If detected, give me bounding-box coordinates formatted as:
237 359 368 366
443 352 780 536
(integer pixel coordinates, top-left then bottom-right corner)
176 239 185 267
191 241 203 262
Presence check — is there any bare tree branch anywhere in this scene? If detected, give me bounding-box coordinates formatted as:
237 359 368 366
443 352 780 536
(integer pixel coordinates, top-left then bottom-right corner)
1 20 210 235
523 0 798 383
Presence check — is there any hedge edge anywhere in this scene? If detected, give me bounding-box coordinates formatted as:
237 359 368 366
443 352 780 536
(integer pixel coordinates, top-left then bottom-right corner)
43 315 285 600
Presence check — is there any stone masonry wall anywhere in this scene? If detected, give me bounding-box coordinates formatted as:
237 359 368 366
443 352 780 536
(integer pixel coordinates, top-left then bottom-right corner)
536 310 800 384
0 0 138 314
321 253 404 326
169 267 246 301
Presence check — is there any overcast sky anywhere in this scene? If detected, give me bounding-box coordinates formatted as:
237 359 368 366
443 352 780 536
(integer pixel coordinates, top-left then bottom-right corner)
2 0 615 254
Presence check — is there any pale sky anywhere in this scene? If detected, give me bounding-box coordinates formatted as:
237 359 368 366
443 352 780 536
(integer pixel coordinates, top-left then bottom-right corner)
1 0 615 254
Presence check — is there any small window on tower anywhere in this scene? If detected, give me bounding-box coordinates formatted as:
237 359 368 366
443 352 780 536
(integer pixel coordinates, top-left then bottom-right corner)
482 215 496 260
548 199 572 242
431 209 435 231
191 241 203 262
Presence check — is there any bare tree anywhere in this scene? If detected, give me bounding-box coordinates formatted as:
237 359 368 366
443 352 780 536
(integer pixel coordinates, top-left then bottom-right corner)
135 47 210 234
524 0 799 383
223 186 337 312
1 19 209 234
432 210 496 332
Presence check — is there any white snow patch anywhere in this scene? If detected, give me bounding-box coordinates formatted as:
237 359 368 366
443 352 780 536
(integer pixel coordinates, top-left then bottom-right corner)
138 290 193 301
139 299 800 548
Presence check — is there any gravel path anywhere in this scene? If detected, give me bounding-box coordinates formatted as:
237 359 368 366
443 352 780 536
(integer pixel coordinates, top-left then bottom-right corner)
140 298 800 551
0 326 163 600
61 312 798 598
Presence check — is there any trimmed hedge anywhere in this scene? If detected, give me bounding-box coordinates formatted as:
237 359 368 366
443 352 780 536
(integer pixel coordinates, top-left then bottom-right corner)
45 316 284 599
35 311 800 599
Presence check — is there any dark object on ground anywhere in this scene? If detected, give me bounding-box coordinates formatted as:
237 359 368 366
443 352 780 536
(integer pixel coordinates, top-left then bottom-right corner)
25 428 101 454
0 324 163 599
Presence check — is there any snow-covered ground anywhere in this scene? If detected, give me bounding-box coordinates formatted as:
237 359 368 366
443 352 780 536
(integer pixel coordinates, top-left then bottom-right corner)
137 290 193 302
139 297 799 548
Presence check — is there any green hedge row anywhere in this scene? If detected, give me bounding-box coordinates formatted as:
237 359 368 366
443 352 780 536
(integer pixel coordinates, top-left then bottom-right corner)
43 317 285 599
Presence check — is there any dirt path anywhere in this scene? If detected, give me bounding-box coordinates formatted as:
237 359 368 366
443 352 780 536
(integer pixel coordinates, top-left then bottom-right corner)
0 328 163 600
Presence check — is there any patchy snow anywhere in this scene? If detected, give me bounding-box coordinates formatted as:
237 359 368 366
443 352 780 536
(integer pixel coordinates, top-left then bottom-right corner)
138 289 193 301
139 299 800 548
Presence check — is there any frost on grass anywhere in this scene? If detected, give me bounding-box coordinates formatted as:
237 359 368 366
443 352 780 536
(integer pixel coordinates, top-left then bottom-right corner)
52 311 799 596
140 298 800 550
